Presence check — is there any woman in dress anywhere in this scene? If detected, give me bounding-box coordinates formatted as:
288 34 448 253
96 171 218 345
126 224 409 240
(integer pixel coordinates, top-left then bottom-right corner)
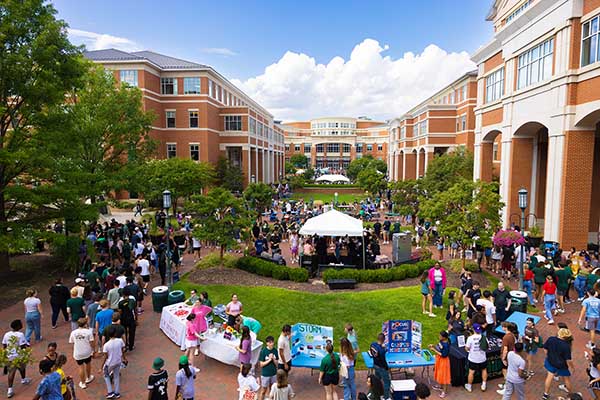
429 331 451 398
236 326 252 373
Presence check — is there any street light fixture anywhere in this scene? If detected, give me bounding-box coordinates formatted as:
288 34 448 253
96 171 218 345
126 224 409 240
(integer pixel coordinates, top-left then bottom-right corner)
162 190 172 289
518 187 528 291
251 174 256 184
334 192 338 208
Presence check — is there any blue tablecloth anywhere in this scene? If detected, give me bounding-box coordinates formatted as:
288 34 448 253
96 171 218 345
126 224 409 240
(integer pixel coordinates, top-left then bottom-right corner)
291 353 323 369
495 311 541 335
361 351 435 369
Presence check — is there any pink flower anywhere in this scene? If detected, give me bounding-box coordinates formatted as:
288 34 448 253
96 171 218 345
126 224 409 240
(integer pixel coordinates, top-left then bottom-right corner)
493 229 525 246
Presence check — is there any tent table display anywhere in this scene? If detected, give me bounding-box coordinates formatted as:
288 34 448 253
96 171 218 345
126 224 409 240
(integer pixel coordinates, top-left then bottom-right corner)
362 352 435 378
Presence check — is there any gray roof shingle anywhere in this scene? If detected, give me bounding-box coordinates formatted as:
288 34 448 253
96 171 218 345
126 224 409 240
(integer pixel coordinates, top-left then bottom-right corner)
84 49 208 70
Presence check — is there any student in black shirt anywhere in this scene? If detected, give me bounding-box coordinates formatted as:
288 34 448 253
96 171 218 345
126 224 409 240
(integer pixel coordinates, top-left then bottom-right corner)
465 281 482 319
147 357 168 400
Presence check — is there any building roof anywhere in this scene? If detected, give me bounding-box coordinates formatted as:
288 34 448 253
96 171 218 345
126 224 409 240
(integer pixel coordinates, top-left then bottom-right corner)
83 49 208 70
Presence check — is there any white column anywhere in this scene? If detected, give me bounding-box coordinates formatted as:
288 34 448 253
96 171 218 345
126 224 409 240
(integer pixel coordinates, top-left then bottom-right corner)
543 133 566 242
529 139 539 221
423 151 429 175
247 147 251 181
402 152 406 181
473 142 482 180
499 138 512 228
254 147 258 181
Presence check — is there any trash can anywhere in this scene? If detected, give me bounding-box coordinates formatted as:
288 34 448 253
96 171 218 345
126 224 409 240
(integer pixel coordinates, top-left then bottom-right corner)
152 286 169 312
510 290 528 313
168 290 185 305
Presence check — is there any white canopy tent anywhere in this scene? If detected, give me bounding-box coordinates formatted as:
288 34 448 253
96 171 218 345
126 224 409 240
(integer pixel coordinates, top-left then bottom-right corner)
299 209 366 268
314 174 350 184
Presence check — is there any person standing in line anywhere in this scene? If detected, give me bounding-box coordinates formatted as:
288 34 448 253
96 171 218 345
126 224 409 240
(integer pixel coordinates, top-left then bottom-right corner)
542 275 558 325
138 254 151 295
542 328 574 399
318 342 341 400
578 289 600 349
269 369 295 400
147 357 168 400
66 288 86 332
259 336 278 400
118 287 137 351
429 331 450 398
107 280 120 311
95 300 114 353
369 333 390 399
85 294 101 352
53 354 71 400
32 359 62 400
24 288 43 344
497 342 526 399
464 323 488 392
278 325 292 374
175 355 198 400
340 337 356 400
68 318 95 390
2 320 31 398
99 330 127 399
49 279 70 329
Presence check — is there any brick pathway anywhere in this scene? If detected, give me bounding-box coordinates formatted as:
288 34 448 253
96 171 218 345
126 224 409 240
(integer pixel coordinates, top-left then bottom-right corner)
0 246 592 399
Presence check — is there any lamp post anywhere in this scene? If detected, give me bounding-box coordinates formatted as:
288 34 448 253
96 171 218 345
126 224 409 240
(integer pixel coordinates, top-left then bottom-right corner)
518 187 528 291
334 192 338 208
251 174 256 184
163 190 172 289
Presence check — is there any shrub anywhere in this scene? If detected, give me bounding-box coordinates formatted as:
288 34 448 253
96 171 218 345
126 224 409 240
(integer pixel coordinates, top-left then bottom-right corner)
288 268 309 282
447 258 479 273
416 259 437 273
234 257 308 282
271 266 289 281
196 253 229 269
405 265 420 278
390 267 407 281
418 247 433 260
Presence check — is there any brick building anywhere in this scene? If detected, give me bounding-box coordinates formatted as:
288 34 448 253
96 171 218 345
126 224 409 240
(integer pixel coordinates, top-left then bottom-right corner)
279 117 388 169
472 0 600 249
84 49 284 186
387 71 478 181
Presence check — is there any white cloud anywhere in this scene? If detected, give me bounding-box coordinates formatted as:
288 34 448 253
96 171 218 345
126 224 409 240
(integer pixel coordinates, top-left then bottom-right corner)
232 39 475 121
68 28 141 52
201 47 238 56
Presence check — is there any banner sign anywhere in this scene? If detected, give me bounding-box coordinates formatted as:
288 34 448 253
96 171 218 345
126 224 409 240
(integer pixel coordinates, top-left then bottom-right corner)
291 323 333 361
382 320 422 354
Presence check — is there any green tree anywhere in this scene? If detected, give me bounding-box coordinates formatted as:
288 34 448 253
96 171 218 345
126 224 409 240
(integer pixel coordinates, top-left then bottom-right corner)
289 154 309 169
303 167 315 181
391 179 421 224
347 155 387 181
284 161 295 175
243 183 274 218
215 157 244 193
420 146 473 195
0 0 86 272
138 158 215 215
356 168 387 195
419 179 503 266
187 187 251 260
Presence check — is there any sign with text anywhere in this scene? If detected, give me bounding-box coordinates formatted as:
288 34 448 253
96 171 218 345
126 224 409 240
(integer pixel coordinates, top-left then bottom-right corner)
291 323 333 361
382 320 423 354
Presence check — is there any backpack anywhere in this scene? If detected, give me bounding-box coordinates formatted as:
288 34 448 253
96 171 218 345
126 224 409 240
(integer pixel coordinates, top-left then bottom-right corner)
479 335 489 351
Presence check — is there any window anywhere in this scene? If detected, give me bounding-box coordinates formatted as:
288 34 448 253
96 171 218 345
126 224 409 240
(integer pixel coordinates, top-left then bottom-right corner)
506 0 531 24
225 115 242 131
485 68 504 103
294 144 300 152
377 144 383 151
582 15 600 67
449 92 455 104
167 144 177 158
189 111 198 128
462 85 468 100
517 38 554 89
356 143 363 153
208 80 214 98
327 143 339 153
285 144 290 151
161 78 178 95
119 70 138 87
417 121 427 135
316 144 324 153
461 115 467 131
366 144 373 152
183 77 201 94
493 143 499 161
400 127 406 139
190 144 199 161
166 111 176 128
249 118 256 134
304 144 311 153
343 143 351 153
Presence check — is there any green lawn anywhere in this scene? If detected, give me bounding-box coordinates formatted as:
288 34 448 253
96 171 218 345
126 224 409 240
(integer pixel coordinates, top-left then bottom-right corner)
172 281 448 367
291 191 366 204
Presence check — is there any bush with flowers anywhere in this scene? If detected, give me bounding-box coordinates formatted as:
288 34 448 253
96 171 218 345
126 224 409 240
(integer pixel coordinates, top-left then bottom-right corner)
493 229 525 247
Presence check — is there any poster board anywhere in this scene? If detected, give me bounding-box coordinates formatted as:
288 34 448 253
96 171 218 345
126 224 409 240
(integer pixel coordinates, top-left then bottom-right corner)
382 320 423 354
411 321 422 354
291 323 333 361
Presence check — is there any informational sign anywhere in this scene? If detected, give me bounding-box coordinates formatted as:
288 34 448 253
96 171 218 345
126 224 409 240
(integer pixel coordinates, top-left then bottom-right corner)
411 321 422 354
291 323 334 361
382 320 423 354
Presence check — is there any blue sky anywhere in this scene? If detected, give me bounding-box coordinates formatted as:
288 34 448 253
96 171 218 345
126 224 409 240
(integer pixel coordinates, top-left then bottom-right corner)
53 0 495 120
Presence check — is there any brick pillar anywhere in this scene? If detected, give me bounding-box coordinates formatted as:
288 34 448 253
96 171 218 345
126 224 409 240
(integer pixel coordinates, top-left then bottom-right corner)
480 142 494 182
242 148 250 186
559 130 595 248
405 152 416 180
418 151 425 178
589 134 600 234
507 137 533 227
397 153 404 181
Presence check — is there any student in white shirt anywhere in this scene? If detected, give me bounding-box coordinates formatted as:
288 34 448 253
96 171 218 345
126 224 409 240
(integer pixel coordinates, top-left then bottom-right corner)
2 320 31 398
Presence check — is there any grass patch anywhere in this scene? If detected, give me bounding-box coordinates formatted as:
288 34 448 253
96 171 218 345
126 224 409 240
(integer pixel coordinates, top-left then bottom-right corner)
291 192 366 204
172 281 448 367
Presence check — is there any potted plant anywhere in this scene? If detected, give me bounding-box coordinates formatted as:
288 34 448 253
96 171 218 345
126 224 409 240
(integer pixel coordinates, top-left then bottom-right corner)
493 229 525 247
527 225 543 248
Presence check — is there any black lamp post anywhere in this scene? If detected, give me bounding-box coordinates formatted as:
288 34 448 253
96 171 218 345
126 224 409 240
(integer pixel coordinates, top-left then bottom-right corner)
162 190 172 289
518 187 528 290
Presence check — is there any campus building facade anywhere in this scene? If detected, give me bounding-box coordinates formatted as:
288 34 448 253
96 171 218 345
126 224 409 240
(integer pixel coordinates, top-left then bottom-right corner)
84 49 284 186
387 71 479 181
280 117 389 169
473 0 600 249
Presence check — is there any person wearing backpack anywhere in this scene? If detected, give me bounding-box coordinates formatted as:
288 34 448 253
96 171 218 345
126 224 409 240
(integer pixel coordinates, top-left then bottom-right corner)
464 323 488 392
117 287 137 351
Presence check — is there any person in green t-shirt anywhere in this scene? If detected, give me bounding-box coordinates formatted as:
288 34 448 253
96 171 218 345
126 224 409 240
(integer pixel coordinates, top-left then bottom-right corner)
554 264 571 314
532 263 549 304
85 264 101 294
66 288 85 331
319 342 341 398
258 336 278 399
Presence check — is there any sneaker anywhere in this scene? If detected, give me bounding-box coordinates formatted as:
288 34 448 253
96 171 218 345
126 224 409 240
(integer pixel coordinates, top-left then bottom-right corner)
439 392 447 398
78 382 87 389
52 325 57 329
194 348 199 356
559 308 565 314
496 389 505 395
431 385 442 391
114 394 121 399
464 384 472 392
7 388 14 398
553 309 559 316
481 381 487 391
587 342 596 349
548 320 555 325
542 394 549 400
85 375 95 384
543 314 549 320
429 313 436 318
106 393 115 399
558 384 569 393
553 375 560 381
423 311 430 315
21 378 31 385
578 297 584 302
497 384 504 389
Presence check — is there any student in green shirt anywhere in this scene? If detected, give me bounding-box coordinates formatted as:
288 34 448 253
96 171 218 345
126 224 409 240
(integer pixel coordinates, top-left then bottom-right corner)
319 342 341 399
66 288 85 331
554 264 570 313
258 336 278 399
532 263 549 304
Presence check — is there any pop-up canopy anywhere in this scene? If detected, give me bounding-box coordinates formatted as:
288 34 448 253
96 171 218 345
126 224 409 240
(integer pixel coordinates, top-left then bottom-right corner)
315 174 350 183
299 209 363 237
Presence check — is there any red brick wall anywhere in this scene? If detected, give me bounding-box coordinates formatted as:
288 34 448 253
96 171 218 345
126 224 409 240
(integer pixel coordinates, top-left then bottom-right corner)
482 108 503 126
404 152 416 180
480 142 494 182
584 0 600 15
507 138 533 225
484 52 504 74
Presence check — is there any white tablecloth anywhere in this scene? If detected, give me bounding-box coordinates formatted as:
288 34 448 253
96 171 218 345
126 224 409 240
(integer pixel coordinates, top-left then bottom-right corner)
160 302 262 366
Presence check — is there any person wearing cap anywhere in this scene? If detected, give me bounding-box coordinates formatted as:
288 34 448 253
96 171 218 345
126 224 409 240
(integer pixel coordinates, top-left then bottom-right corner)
72 278 85 298
147 357 168 400
464 323 488 392
175 355 199 400
542 328 574 399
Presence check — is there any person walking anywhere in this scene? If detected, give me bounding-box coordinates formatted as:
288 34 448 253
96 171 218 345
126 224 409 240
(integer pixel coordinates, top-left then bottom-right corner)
542 275 558 325
429 331 450 398
2 320 32 398
522 317 540 375
32 359 62 400
269 369 295 400
497 342 526 399
369 333 391 399
117 287 137 351
319 342 341 400
542 328 574 399
49 279 70 329
66 288 86 332
68 318 95 389
95 300 114 353
99 330 127 399
428 262 447 308
24 288 43 344
578 289 600 349
147 357 168 400
464 323 488 392
340 337 356 400
175 355 198 400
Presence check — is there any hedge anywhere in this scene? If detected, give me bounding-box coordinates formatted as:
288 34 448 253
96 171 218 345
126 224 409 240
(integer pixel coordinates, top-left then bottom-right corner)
235 256 309 282
322 259 437 283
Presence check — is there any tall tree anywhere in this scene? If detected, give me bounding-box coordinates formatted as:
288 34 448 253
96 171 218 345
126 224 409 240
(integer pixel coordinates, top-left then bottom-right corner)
420 146 474 195
0 0 86 272
215 156 244 193
187 187 251 260
419 179 503 266
356 168 387 195
289 154 309 169
243 183 274 218
391 179 422 224
347 155 387 181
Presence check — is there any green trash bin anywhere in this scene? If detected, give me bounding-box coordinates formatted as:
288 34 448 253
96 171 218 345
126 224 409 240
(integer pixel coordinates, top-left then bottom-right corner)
510 290 527 313
152 286 169 312
168 290 185 305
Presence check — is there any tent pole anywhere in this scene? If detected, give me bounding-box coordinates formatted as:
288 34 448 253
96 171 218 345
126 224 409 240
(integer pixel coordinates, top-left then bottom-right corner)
362 234 366 269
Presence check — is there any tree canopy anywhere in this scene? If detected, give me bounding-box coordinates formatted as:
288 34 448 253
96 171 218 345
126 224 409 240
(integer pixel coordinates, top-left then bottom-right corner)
356 167 387 195
243 183 274 217
215 157 244 193
347 155 387 181
289 154 309 169
420 146 473 195
391 179 422 222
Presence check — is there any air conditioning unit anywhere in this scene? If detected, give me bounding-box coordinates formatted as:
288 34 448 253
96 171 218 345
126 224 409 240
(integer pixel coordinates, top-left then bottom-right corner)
392 232 412 264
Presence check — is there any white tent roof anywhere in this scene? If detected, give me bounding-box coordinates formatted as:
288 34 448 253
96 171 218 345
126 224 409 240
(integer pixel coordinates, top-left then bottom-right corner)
315 174 350 183
299 209 363 237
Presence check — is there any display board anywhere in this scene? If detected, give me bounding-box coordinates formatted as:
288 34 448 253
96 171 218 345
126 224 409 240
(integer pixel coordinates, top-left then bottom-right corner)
291 323 334 361
382 320 422 354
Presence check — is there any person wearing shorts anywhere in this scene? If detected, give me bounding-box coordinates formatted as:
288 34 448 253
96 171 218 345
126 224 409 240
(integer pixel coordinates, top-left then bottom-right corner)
542 329 574 399
464 323 488 392
259 336 278 399
319 343 341 399
579 289 600 349
68 318 95 389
